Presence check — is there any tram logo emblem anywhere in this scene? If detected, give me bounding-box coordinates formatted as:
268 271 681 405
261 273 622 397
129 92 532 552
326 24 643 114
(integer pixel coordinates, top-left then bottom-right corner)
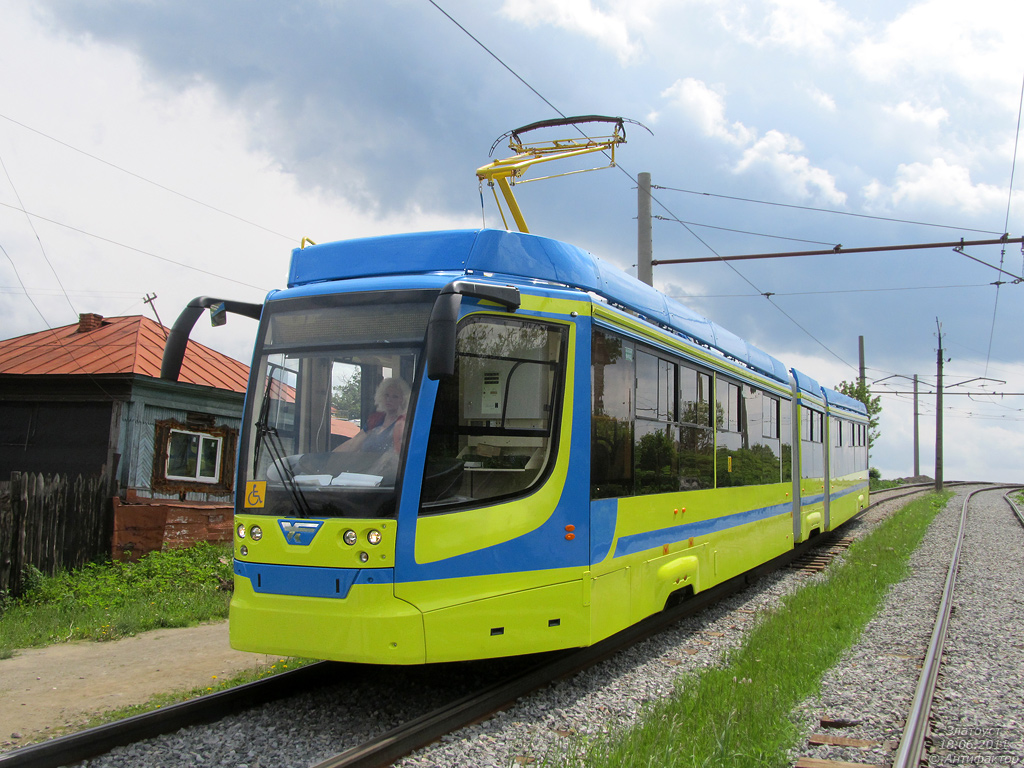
279 519 324 546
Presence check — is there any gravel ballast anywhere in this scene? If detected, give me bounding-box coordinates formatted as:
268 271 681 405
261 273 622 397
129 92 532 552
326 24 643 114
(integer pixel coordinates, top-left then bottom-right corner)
790 486 1024 768
66 487 1023 768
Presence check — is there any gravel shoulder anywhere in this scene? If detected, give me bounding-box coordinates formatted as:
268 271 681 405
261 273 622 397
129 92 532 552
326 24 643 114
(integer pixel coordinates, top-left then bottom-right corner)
0 621 276 751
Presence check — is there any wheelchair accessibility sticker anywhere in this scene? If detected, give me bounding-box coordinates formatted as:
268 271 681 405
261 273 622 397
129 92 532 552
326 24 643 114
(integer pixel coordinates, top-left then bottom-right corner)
244 481 266 508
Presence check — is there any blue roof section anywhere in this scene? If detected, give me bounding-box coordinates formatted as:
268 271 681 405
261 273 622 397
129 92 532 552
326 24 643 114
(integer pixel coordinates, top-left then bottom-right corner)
288 228 790 384
823 387 869 416
791 368 823 400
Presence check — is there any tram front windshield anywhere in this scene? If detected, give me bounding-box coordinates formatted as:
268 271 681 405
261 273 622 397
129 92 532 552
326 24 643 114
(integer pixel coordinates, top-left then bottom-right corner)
241 294 431 519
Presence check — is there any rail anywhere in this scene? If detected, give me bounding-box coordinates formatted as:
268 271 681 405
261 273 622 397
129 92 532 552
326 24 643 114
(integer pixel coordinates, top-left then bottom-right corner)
0 483 949 768
891 484 1024 768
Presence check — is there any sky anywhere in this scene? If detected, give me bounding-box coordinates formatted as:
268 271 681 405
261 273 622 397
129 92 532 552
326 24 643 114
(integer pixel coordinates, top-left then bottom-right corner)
1 0 1022 483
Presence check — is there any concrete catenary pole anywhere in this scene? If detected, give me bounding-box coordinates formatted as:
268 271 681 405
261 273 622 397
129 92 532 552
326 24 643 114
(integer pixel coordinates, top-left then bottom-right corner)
913 374 920 477
935 319 944 492
637 172 653 287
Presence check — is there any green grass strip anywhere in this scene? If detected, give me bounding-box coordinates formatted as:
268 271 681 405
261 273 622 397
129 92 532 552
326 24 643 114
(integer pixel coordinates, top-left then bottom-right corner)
0 542 233 659
552 492 951 768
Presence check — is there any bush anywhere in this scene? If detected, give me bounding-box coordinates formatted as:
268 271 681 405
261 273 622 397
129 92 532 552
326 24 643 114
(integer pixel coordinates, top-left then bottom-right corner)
1 542 233 657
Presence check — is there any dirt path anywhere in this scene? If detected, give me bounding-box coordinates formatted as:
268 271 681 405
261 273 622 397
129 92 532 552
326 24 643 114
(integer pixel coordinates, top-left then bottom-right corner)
0 621 277 751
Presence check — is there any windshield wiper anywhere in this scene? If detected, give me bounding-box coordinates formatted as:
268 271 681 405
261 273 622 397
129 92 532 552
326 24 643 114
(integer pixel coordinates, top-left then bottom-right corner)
253 365 313 518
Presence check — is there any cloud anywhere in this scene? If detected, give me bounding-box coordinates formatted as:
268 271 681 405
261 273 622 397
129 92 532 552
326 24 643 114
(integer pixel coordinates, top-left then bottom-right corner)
862 159 1009 214
807 86 837 112
723 0 858 54
499 0 657 64
0 4 473 360
883 101 949 129
659 78 845 204
851 0 1024 110
660 78 756 146
733 130 846 205
759 0 856 53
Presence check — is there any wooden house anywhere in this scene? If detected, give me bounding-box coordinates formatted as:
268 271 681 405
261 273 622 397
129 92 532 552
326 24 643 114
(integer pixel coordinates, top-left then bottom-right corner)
0 312 251 559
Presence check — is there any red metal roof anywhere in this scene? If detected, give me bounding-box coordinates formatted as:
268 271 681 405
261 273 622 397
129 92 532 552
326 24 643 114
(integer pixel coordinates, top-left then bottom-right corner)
0 314 250 393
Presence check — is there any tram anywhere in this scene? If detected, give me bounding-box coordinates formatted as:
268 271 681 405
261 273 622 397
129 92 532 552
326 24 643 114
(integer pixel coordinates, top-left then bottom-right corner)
160 119 869 664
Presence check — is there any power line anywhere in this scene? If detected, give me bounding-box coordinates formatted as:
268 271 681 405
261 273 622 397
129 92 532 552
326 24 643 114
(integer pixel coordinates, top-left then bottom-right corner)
651 184 1005 236
670 282 998 299
427 0 857 373
0 112 298 244
0 200 269 292
653 213 836 247
986 68 1024 374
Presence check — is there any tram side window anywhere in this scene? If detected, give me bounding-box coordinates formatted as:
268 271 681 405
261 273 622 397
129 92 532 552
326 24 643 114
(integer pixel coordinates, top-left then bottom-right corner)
678 367 713 490
780 398 793 482
800 405 825 479
635 351 679 495
419 317 567 512
591 331 635 499
717 383 783 487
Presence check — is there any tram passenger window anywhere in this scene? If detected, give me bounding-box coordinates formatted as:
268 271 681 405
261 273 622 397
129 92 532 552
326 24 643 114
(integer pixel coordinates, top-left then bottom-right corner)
591 331 634 499
678 366 713 490
717 383 782 487
419 317 566 512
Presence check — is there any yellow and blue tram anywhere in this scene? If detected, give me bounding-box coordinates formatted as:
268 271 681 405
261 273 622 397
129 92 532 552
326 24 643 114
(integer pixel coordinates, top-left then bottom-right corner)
180 228 868 664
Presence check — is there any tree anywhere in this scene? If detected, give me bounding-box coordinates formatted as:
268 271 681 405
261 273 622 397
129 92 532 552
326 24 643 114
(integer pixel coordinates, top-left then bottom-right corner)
835 379 881 451
332 375 361 420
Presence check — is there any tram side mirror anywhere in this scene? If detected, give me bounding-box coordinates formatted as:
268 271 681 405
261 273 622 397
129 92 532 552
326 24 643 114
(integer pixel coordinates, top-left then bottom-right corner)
210 302 227 327
425 281 520 381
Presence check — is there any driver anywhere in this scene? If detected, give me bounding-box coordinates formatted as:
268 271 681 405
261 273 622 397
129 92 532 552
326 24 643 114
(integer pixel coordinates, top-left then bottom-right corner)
334 377 410 455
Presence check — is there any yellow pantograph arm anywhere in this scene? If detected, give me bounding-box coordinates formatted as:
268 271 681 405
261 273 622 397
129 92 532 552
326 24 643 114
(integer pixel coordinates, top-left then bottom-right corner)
476 116 638 233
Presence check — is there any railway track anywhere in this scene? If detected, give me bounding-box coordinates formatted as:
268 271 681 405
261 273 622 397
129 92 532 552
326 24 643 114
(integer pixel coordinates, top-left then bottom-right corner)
0 484 956 768
794 483 1024 768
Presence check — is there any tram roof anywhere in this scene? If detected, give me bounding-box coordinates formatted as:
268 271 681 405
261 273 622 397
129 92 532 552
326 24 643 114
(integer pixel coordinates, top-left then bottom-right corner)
290 228 790 383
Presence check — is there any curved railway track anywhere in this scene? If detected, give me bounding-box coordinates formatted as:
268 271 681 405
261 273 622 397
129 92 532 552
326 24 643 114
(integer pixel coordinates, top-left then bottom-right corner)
892 485 1024 768
794 483 1024 768
0 483 971 768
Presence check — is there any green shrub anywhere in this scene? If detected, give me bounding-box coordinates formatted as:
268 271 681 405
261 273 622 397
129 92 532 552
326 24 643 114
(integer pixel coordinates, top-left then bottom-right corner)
1 542 233 658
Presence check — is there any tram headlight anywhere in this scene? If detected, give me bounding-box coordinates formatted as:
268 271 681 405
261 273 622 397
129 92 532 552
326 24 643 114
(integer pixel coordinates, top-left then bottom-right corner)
343 529 358 546
250 525 263 541
359 551 369 563
367 529 382 545
236 523 246 539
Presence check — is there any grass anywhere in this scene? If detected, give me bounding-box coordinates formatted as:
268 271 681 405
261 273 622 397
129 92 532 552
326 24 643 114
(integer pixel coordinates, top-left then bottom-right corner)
0 542 234 659
548 492 952 768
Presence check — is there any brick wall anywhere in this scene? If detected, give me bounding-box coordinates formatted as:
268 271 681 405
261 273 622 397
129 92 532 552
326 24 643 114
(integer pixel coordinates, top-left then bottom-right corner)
112 497 232 561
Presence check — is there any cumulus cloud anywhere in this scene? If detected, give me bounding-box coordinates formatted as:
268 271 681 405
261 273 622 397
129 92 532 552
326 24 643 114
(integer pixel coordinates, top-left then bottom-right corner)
660 78 844 204
883 101 949 129
660 78 756 146
499 0 658 64
807 86 837 112
734 130 847 204
862 158 1008 214
851 0 1024 110
724 0 858 54
760 0 856 53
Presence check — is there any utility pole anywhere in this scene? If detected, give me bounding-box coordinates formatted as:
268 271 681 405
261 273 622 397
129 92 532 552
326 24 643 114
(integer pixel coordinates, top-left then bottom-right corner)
935 319 944 493
637 172 653 286
913 374 920 478
858 336 866 391
144 293 168 339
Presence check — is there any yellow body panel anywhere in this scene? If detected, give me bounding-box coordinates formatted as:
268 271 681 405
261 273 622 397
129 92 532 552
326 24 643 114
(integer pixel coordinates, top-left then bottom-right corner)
229 577 426 664
422 579 589 662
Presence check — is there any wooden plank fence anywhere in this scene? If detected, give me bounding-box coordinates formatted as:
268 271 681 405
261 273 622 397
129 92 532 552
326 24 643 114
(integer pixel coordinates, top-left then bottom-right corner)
0 472 112 599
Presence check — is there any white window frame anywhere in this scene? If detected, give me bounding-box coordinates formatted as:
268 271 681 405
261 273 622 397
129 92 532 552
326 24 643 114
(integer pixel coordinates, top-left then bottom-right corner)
165 428 224 484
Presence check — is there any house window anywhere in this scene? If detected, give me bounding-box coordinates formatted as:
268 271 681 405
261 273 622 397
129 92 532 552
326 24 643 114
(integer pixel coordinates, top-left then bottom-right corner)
166 429 223 483
152 418 236 495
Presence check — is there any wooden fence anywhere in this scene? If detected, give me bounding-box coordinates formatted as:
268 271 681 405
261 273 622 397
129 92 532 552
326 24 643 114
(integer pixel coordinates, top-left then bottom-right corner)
0 472 112 599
